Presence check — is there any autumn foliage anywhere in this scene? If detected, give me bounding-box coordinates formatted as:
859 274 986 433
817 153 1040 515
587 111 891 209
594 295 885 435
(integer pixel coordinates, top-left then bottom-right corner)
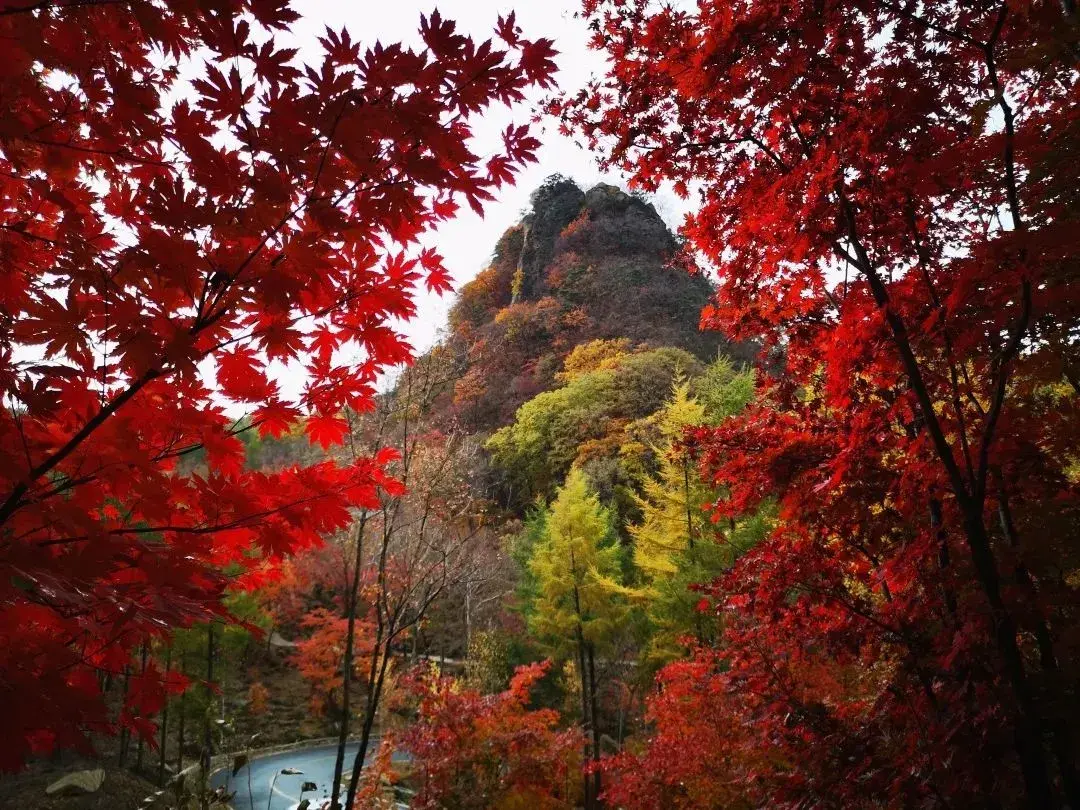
292 607 375 717
557 0 1080 806
247 680 269 716
402 660 581 810
0 0 553 769
5 0 1080 805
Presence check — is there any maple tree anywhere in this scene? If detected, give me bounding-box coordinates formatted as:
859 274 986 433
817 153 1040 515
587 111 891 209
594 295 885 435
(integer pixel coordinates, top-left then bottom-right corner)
292 606 375 716
0 0 554 770
558 0 1080 806
246 680 269 716
401 660 581 810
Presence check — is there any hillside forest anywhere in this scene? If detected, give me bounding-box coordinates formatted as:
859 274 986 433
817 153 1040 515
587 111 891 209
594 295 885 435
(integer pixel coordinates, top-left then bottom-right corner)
1 2 1079 810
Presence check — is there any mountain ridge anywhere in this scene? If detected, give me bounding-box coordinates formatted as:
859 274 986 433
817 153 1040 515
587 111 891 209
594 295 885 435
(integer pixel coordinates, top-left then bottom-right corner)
440 175 747 432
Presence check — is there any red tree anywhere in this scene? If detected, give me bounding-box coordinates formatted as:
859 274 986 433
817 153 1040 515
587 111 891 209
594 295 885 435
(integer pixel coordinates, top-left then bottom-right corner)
292 606 375 716
402 660 582 810
0 1 553 769
559 0 1079 806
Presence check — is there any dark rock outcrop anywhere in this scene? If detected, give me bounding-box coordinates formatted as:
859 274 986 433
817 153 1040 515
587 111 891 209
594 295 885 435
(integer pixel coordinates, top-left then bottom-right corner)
439 175 748 432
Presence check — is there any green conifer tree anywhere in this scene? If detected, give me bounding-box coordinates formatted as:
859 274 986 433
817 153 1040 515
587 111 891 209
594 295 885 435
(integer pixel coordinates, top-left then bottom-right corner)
528 467 632 810
631 375 767 668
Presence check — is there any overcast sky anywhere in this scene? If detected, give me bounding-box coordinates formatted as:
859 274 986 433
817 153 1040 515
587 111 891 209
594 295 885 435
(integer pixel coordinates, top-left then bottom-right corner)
284 1 689 354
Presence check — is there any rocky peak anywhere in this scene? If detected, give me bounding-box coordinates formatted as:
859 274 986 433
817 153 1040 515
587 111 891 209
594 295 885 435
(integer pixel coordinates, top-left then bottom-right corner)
512 177 675 303
442 174 741 432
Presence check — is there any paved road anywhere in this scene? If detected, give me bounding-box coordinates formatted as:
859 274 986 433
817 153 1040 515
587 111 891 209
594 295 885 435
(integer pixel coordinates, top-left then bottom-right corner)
211 741 402 810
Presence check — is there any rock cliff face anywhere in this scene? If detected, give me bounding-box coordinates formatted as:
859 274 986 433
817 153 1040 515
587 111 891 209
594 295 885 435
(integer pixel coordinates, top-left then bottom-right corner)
441 175 745 432
512 177 585 301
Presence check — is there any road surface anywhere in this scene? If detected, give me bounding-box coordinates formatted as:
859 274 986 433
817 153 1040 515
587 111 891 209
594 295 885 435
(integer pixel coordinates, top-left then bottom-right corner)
211 741 406 810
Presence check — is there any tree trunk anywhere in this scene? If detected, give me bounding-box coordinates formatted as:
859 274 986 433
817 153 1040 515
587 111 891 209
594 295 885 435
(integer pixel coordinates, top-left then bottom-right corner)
158 646 172 785
329 589 357 810
118 663 131 766
136 641 149 771
683 459 695 550
961 509 1054 807
587 642 602 807
465 579 473 652
846 218 1056 806
568 545 595 810
930 499 957 617
575 625 593 810
330 516 367 810
344 634 394 810
177 653 186 774
996 482 1080 807
202 622 215 773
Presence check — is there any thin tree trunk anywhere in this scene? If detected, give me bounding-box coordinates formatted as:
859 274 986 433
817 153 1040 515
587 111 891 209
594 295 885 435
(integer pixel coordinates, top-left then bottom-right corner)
569 545 594 810
177 654 187 774
962 510 1053 807
344 634 395 810
587 642 602 807
683 459 695 550
616 695 625 748
930 499 957 617
685 459 706 645
996 484 1055 668
465 579 473 652
330 515 367 810
996 481 1080 807
136 641 149 771
202 622 215 773
118 663 131 766
840 193 1055 805
575 626 593 810
159 646 172 785
176 652 186 777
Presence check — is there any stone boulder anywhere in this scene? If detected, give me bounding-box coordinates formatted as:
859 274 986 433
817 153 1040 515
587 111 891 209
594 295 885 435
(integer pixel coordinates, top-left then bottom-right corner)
45 768 105 797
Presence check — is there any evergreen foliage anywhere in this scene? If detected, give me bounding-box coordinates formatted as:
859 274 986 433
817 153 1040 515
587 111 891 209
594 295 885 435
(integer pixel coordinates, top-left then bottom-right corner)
527 468 635 655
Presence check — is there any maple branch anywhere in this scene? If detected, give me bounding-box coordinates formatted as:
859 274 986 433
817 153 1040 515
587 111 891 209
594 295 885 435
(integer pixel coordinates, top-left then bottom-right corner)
971 1 1034 504
746 135 790 172
0 222 60 246
199 284 377 357
975 280 1031 502
786 113 818 163
0 94 440 531
0 321 272 527
0 366 161 530
683 131 791 172
0 0 131 16
903 205 977 479
32 488 340 547
982 1 1025 232
831 194 972 503
877 0 981 47
22 138 172 167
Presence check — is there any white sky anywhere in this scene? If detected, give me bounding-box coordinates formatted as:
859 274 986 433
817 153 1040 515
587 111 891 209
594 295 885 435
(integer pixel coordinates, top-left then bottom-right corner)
285 1 690 354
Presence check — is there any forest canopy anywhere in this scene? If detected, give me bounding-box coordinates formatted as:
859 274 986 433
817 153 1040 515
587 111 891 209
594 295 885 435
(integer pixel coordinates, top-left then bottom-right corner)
1 2 1078 810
